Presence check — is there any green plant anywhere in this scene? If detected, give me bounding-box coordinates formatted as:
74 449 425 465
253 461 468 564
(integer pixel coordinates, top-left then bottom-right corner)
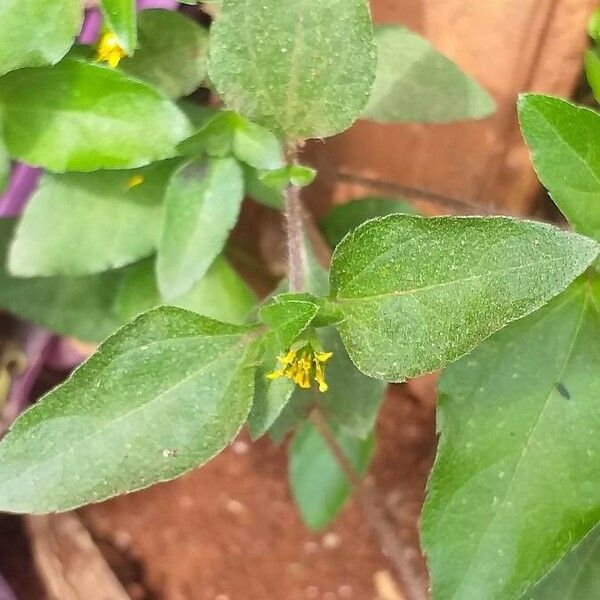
0 2 599 599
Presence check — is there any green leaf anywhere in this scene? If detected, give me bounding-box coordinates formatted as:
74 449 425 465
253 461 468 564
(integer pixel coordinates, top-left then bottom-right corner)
248 333 295 440
243 165 284 210
363 25 495 123
260 165 316 190
585 50 600 104
259 293 319 350
208 0 377 139
0 219 127 341
528 526 600 599
115 256 255 324
120 9 209 99
519 95 600 244
589 8 600 41
156 157 244 299
0 308 258 513
314 327 386 439
0 59 191 172
178 111 283 170
319 196 414 248
100 0 136 54
422 276 600 600
290 420 373 530
0 0 82 76
330 214 598 381
8 161 179 277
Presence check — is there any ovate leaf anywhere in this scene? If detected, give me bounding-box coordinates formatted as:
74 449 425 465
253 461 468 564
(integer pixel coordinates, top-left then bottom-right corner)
422 277 600 600
208 0 377 139
290 420 374 530
100 0 136 54
8 161 179 277
528 526 600 599
330 215 598 381
0 219 127 341
0 0 82 76
259 293 319 350
519 95 600 244
115 256 255 324
156 157 244 299
0 308 258 512
319 196 414 248
121 9 209 99
363 25 495 123
0 59 191 172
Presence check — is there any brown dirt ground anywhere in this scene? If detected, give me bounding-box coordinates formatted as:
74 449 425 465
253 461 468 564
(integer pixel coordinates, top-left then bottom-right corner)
0 381 436 600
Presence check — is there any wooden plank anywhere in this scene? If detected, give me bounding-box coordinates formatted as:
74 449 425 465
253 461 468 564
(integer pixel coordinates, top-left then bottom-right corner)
306 0 596 217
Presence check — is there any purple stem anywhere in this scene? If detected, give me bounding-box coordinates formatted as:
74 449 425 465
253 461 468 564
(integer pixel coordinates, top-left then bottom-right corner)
1 326 54 433
0 572 16 600
0 165 41 218
137 0 179 9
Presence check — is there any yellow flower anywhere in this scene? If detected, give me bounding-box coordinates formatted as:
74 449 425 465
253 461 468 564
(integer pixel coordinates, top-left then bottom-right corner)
267 345 333 393
95 31 127 68
126 174 145 190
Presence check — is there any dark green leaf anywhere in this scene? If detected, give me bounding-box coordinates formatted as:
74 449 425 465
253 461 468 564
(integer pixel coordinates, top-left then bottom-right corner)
0 0 82 75
363 25 495 123
319 196 414 248
330 215 598 381
208 0 377 139
519 95 600 244
100 0 136 54
8 160 179 277
0 219 127 341
0 308 258 513
0 59 191 172
422 276 600 600
121 9 208 99
156 157 244 299
115 255 256 324
528 526 600 600
290 420 373 529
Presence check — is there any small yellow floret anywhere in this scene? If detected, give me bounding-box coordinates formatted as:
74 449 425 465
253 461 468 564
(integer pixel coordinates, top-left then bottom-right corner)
95 31 127 68
266 345 333 393
126 174 145 190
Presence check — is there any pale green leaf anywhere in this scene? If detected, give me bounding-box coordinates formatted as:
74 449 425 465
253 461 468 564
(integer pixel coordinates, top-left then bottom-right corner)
243 164 284 210
290 420 373 529
0 59 191 172
208 0 377 139
519 95 600 244
0 0 82 76
330 215 598 381
528 526 600 600
363 25 495 123
422 276 600 600
100 0 137 54
0 219 127 341
156 157 244 299
115 255 255 324
319 196 414 248
8 160 179 277
0 308 258 512
121 9 209 98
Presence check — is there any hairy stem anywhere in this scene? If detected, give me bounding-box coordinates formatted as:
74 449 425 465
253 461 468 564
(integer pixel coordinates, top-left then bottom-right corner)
309 408 429 600
284 143 306 292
